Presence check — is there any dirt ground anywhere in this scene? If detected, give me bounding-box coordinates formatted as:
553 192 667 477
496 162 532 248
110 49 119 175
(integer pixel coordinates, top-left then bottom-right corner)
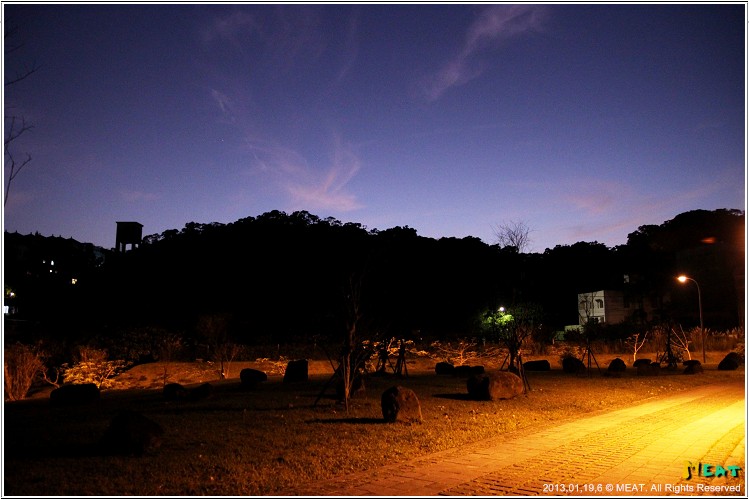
107 350 734 392
23 349 735 398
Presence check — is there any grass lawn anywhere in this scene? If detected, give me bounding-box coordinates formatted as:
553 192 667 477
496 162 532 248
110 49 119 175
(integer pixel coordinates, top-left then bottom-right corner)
3 356 745 496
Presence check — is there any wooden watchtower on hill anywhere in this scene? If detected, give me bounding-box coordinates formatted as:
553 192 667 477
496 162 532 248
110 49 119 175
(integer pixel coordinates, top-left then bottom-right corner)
115 221 143 253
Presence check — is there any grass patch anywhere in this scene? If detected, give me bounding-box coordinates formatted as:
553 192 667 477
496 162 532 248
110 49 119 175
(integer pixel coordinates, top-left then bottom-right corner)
3 363 744 496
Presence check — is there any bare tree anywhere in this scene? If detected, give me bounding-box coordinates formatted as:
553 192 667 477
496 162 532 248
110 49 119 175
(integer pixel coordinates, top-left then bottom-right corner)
4 20 38 206
670 326 692 361
196 313 235 379
625 332 648 362
493 220 532 253
339 271 367 412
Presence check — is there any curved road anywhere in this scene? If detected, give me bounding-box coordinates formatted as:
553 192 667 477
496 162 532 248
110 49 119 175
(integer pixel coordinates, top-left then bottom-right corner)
285 381 745 496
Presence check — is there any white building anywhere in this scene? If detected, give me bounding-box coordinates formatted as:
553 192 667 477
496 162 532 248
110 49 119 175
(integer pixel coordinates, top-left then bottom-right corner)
578 290 628 325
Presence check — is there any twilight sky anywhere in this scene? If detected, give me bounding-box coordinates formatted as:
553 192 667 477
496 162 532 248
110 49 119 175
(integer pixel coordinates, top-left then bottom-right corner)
3 3 745 252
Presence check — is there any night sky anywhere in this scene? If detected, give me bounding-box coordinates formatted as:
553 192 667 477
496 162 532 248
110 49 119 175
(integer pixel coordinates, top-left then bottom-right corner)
3 3 745 252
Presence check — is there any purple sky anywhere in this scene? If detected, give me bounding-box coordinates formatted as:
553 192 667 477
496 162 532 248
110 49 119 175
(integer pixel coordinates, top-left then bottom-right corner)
3 4 745 252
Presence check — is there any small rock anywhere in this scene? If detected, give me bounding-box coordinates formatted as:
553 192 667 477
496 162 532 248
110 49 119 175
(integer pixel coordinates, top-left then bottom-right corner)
50 383 100 405
381 386 422 423
467 371 524 401
283 359 309 383
240 368 268 388
523 359 550 371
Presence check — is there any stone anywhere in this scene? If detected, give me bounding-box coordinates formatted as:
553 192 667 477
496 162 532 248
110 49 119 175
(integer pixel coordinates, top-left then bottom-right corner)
240 368 268 388
50 383 100 405
435 362 455 375
562 356 585 374
163 382 188 401
454 365 473 377
632 359 652 368
283 359 309 383
607 358 627 373
381 386 422 423
100 410 164 456
637 362 660 376
467 371 524 401
725 352 743 365
717 356 739 371
187 382 213 400
683 360 703 375
523 359 551 371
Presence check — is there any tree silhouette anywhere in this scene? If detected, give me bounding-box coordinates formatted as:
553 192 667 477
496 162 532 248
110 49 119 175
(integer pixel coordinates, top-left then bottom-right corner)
4 20 38 206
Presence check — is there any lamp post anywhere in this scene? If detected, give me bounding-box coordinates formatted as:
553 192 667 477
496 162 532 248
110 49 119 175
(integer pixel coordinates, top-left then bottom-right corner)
677 275 704 363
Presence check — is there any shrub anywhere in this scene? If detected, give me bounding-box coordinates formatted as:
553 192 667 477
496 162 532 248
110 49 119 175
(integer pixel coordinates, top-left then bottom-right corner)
4 343 45 401
61 347 130 389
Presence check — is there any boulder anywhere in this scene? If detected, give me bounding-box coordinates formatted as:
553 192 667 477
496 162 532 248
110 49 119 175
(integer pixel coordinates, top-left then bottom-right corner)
187 382 213 401
717 356 738 371
632 359 652 368
637 362 660 376
283 359 309 383
240 368 268 388
467 371 524 401
435 362 455 375
523 359 551 371
562 356 585 374
454 365 473 377
163 382 188 401
725 352 743 365
683 360 703 375
100 410 164 456
607 358 627 373
381 386 422 423
50 383 100 405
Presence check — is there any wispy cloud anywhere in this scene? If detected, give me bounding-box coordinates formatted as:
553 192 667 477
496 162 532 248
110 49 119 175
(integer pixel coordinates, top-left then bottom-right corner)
202 7 325 69
210 88 234 117
246 134 363 212
201 10 260 43
421 5 547 101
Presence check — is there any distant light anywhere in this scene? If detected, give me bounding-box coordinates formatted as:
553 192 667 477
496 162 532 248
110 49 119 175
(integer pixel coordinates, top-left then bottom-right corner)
701 237 716 244
50 260 54 266
499 307 505 312
677 275 688 283
71 278 78 285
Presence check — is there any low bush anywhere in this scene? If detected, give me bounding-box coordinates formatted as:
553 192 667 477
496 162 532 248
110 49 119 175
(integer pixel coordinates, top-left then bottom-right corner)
4 343 45 401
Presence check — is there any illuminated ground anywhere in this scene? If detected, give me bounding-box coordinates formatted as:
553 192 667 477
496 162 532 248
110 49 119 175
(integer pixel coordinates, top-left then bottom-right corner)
283 380 745 496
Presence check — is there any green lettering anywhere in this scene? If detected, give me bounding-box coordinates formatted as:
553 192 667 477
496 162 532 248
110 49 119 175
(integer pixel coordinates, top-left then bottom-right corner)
701 464 714 477
726 466 742 477
714 465 727 477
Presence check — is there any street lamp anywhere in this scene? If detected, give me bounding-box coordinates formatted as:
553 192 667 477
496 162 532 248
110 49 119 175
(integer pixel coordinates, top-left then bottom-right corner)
677 275 705 363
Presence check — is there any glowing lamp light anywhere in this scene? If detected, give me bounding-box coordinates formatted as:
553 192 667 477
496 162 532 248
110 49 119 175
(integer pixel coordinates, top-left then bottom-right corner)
676 275 705 363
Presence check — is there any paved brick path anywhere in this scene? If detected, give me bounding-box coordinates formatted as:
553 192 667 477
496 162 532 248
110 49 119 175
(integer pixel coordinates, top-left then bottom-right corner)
284 381 745 496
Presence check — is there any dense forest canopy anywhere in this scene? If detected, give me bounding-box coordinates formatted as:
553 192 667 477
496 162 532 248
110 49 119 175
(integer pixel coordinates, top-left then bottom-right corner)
4 209 745 346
